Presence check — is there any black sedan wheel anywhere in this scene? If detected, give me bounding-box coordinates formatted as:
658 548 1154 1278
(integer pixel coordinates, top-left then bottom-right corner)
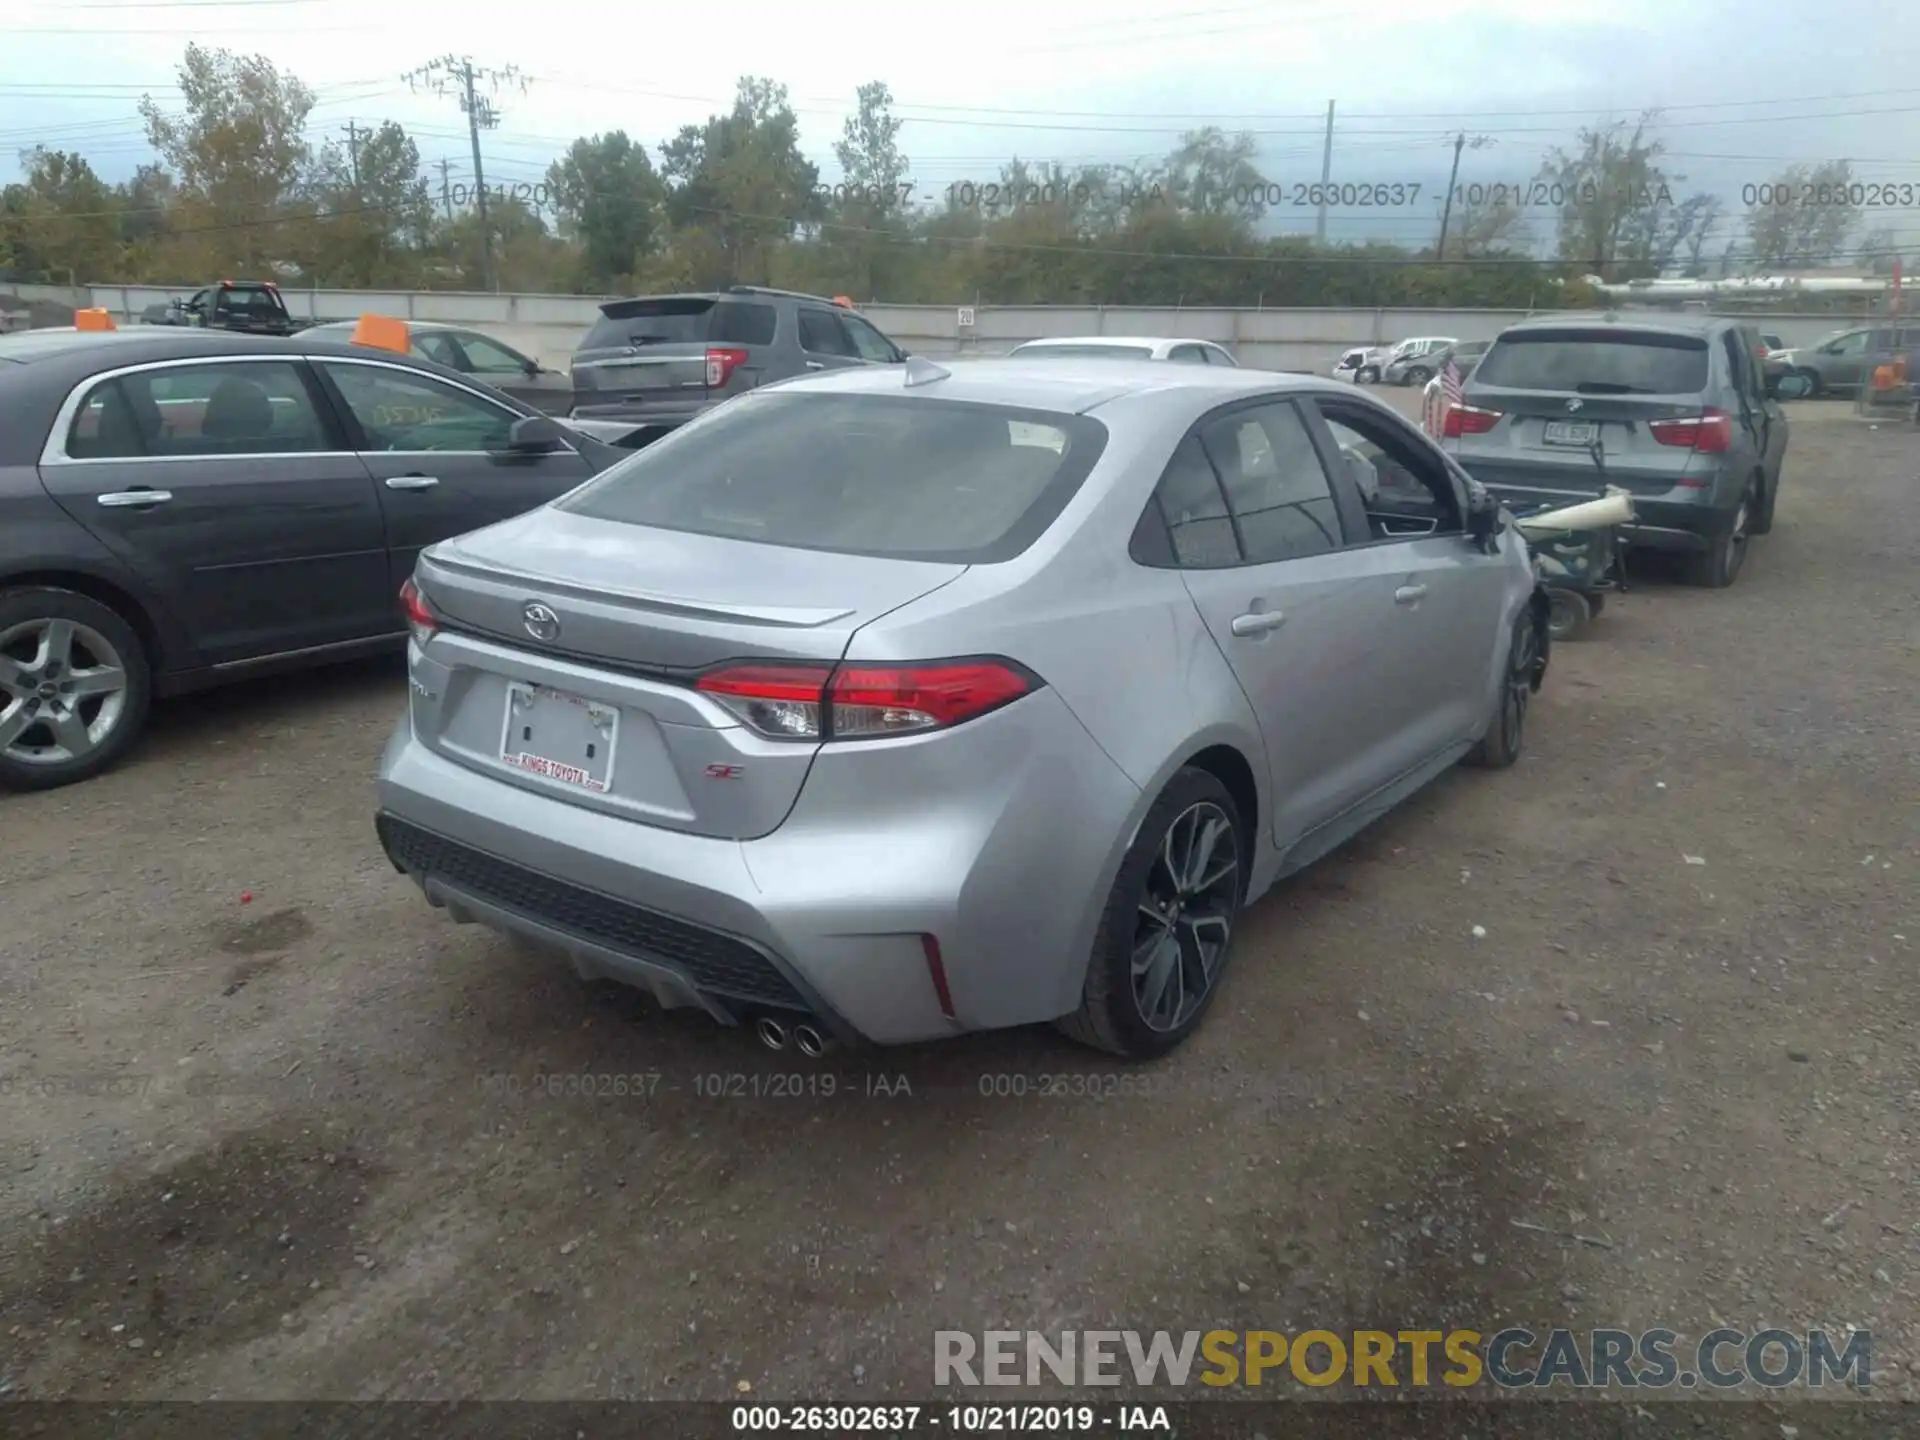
0 588 151 791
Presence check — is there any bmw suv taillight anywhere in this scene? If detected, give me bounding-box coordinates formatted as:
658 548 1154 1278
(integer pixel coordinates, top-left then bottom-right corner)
1441 403 1502 438
705 347 748 387
1649 409 1731 453
398 576 436 645
696 659 1039 741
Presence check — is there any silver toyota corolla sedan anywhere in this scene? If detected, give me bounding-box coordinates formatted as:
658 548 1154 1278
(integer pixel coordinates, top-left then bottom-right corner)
375 358 1548 1059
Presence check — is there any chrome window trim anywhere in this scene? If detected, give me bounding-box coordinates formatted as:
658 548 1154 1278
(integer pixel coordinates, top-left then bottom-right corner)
41 354 346 468
40 351 574 466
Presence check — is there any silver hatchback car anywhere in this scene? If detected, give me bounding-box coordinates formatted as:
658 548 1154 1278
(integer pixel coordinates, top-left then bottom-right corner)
375 360 1547 1058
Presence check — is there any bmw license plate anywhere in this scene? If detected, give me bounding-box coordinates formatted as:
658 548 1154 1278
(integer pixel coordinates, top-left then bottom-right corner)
499 683 618 792
1543 420 1599 446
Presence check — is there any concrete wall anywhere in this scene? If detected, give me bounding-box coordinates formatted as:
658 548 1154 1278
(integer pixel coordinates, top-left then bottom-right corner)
4 282 1872 374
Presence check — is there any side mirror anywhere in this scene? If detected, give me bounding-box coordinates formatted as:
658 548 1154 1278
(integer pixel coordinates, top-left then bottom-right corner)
505 415 565 453
1774 373 1812 400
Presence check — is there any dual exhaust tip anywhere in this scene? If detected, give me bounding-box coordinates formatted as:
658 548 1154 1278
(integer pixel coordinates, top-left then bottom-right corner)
755 1015 830 1058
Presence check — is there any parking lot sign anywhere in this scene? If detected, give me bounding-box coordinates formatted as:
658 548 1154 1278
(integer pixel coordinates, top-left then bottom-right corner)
957 306 976 329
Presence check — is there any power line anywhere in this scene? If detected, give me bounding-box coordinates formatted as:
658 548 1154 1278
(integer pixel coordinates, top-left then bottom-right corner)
403 56 527 293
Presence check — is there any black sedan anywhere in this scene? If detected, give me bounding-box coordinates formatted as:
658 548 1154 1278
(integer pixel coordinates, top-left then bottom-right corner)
0 326 627 790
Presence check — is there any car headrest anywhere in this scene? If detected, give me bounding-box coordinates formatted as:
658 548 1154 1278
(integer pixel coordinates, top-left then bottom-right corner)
201 376 275 440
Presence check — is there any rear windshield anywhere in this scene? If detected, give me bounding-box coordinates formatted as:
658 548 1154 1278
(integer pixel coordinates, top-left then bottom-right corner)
583 298 712 349
556 392 1109 563
1014 344 1154 360
1474 329 1710 394
581 298 776 350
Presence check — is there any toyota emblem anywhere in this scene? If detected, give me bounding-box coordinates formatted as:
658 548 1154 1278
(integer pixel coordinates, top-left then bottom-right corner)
1566 398 1584 413
522 602 561 642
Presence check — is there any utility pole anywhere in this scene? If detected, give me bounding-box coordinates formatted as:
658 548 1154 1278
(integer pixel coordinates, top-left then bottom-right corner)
342 120 362 196
406 56 527 292
1435 131 1494 260
1314 100 1335 245
434 158 454 221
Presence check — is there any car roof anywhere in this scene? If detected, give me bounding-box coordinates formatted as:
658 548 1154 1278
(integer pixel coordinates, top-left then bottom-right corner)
1501 310 1726 338
1014 335 1217 351
0 325 534 465
761 355 1330 414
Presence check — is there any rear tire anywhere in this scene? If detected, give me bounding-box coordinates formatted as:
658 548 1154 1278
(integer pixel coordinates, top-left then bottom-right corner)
1686 488 1752 588
1404 366 1433 387
1057 767 1246 1060
1794 367 1821 398
1465 610 1539 769
0 586 151 792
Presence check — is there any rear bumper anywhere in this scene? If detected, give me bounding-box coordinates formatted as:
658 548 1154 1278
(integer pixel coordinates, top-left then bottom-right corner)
373 688 1141 1046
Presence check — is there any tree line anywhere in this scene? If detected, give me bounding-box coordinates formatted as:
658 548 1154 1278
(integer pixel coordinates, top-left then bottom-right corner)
0 44 1902 307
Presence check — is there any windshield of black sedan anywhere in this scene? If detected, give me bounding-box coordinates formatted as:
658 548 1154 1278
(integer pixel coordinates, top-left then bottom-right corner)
1474 330 1709 394
556 391 1107 563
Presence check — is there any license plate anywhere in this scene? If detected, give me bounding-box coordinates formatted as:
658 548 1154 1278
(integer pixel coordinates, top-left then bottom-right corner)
1543 420 1599 446
499 683 618 792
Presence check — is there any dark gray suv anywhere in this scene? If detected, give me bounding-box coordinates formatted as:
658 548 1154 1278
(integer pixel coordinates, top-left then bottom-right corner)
1442 313 1791 588
567 287 907 444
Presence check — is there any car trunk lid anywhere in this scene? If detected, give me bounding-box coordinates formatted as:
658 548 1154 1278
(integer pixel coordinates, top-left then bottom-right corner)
407 506 966 840
571 297 717 407
1445 327 1717 502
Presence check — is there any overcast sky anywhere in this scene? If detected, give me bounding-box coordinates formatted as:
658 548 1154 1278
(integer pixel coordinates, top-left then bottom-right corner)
6 0 1920 253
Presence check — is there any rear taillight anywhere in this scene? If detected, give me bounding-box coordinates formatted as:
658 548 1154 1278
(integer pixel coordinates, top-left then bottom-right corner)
1441 403 1502 438
398 577 436 645
1649 410 1731 453
696 664 833 739
695 659 1038 741
705 347 748 387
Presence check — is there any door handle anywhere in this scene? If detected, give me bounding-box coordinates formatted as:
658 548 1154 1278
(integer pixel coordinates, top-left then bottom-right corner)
1229 610 1287 637
385 475 440 490
97 490 172 508
804 361 825 371
1394 584 1428 604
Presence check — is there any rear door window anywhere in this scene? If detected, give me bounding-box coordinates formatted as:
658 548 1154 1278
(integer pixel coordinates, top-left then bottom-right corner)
1150 435 1239 568
1474 330 1710 394
68 361 331 458
556 392 1107 563
1168 345 1208 365
1198 403 1342 563
582 298 715 350
710 302 777 346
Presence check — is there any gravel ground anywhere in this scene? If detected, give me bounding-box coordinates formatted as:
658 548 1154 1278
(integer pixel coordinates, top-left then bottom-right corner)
1 397 1915 1419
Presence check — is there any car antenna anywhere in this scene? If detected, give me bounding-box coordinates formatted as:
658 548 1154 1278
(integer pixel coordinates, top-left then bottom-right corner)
904 355 951 388
1587 434 1608 495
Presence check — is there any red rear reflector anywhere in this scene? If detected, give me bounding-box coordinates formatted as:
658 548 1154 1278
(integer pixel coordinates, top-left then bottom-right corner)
398 577 436 642
695 659 1037 741
1649 410 1731 453
921 934 956 1019
1441 403 1501 438
705 346 748 387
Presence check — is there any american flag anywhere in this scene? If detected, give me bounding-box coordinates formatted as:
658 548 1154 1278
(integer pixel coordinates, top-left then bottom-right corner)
1440 354 1465 411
